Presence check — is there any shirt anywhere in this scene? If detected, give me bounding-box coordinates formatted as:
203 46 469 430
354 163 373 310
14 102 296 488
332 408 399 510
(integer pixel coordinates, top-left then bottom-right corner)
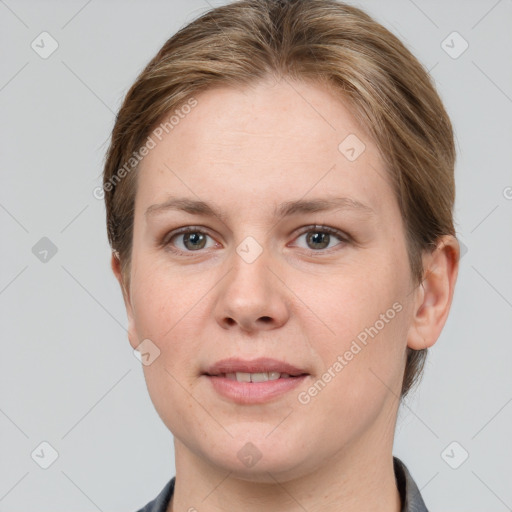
135 457 428 512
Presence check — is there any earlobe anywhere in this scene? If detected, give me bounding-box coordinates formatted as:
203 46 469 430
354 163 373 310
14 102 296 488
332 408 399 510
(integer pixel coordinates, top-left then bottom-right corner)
407 235 460 350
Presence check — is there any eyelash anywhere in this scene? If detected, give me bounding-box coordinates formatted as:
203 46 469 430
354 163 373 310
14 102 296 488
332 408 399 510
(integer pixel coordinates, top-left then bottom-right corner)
162 225 351 257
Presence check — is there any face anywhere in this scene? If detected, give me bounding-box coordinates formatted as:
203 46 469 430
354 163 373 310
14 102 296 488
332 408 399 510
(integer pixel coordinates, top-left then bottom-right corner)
116 77 424 481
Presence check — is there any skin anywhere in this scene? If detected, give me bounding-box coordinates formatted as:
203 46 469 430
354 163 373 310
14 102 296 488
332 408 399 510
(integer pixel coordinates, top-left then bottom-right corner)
112 76 459 512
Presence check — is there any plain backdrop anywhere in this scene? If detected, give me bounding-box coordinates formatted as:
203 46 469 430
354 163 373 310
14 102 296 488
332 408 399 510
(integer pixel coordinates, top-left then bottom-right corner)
1 0 511 510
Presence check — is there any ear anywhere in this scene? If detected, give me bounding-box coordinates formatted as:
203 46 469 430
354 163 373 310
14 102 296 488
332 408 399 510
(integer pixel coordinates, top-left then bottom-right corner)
111 251 138 350
407 235 460 350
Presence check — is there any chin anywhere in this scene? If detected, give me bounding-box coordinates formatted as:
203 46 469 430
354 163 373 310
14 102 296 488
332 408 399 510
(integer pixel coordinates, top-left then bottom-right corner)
199 435 321 483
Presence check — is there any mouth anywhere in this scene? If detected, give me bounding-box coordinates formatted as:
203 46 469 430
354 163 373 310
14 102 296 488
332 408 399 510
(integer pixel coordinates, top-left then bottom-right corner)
203 358 309 404
204 357 308 378
210 371 303 382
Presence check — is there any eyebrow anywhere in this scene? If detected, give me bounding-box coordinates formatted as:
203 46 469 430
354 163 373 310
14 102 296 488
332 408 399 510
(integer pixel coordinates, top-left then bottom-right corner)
145 196 375 221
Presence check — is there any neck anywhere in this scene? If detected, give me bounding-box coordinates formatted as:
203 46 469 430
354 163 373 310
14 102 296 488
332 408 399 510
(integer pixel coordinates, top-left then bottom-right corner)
168 430 401 512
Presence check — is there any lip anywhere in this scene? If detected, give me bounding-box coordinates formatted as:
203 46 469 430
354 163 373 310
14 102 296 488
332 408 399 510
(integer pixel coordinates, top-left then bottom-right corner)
203 357 309 405
204 357 307 376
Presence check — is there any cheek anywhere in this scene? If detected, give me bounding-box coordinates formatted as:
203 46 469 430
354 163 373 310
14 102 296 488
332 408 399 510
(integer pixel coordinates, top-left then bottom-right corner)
142 362 209 445
297 303 408 438
296 259 405 340
129 258 220 387
131 269 208 434
299 260 409 394
130 255 203 338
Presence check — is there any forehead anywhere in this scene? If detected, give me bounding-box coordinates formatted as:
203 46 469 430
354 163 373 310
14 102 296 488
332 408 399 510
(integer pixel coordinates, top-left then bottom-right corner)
158 78 371 164
135 78 394 219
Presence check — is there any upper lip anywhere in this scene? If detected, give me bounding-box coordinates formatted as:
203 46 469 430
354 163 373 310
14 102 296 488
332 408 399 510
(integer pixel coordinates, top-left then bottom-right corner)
204 357 308 376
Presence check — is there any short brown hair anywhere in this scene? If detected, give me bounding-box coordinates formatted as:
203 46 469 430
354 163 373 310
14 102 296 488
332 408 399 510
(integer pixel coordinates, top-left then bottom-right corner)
102 0 456 397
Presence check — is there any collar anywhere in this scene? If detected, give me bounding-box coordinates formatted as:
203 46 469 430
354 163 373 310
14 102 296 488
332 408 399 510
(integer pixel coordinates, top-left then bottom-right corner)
393 457 429 511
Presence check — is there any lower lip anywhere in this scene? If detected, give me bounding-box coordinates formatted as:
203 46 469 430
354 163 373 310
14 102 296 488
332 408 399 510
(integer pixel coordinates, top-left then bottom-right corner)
205 375 308 404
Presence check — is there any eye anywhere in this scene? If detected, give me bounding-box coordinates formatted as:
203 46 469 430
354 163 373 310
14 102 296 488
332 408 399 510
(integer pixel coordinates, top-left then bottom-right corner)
164 227 218 253
162 224 350 256
292 225 349 252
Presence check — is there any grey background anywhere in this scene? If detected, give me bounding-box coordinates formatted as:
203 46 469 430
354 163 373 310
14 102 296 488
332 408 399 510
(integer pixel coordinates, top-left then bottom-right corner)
1 0 511 510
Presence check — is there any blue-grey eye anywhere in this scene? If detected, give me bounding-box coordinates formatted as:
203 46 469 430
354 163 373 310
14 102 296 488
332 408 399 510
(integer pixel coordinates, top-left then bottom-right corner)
168 230 216 252
306 231 331 250
181 232 207 250
295 228 346 251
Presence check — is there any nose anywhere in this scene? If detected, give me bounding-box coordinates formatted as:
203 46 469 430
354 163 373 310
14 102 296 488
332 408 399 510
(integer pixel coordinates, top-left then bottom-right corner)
213 245 290 333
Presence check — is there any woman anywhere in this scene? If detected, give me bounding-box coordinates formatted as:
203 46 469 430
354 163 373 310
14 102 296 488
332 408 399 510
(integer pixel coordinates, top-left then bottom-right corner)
102 1 460 510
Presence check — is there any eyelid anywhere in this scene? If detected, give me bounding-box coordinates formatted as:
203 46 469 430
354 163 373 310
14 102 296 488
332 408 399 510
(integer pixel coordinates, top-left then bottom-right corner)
293 224 350 240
